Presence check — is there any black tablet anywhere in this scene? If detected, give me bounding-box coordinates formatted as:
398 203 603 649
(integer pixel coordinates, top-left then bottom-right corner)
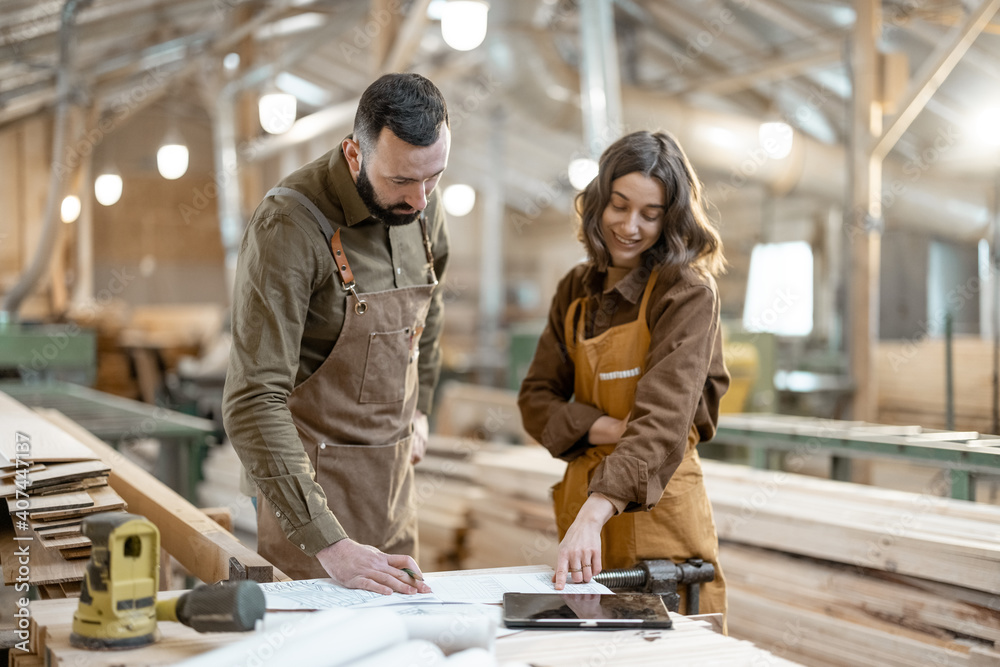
502 592 673 630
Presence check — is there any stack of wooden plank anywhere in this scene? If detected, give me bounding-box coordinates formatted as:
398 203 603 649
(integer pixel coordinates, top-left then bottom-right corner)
414 435 486 571
2 460 121 560
463 445 565 570
703 459 1000 666
0 392 129 595
877 337 994 433
434 381 535 444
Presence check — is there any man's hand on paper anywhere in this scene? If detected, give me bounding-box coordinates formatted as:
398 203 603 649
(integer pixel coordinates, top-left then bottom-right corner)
317 538 432 595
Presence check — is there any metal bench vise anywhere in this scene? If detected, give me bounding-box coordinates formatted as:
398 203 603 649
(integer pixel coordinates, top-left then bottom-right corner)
593 558 716 615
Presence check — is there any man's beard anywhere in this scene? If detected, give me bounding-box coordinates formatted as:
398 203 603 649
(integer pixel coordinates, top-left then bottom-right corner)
356 166 421 227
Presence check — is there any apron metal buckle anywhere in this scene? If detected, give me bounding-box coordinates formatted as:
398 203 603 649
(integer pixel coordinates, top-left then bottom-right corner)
342 281 368 315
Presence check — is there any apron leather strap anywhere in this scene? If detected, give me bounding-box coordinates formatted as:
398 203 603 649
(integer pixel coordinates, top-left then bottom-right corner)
328 229 355 285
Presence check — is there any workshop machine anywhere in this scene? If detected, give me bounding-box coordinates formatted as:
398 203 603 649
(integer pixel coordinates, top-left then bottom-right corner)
0 322 96 384
70 512 265 650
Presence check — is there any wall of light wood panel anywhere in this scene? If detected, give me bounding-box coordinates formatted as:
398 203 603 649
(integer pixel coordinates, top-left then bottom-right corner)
0 115 54 310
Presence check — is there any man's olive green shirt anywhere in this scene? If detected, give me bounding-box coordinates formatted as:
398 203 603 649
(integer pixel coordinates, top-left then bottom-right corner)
222 145 449 557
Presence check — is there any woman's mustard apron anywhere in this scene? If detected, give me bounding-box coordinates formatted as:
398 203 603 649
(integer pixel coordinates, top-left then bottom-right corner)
553 270 727 623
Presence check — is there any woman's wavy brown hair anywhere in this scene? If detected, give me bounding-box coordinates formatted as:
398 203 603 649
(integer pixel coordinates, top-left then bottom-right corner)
576 130 726 276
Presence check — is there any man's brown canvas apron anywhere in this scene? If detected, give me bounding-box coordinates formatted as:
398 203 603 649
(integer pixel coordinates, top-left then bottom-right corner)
256 187 436 579
554 269 727 623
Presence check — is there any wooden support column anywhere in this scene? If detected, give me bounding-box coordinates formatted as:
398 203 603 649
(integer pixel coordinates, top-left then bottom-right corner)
70 104 99 309
235 6 261 231
0 125 25 287
848 0 883 422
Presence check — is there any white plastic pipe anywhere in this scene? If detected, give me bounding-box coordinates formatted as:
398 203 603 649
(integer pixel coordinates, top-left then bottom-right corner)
348 639 445 667
445 648 498 666
172 609 500 667
401 615 496 655
171 609 407 667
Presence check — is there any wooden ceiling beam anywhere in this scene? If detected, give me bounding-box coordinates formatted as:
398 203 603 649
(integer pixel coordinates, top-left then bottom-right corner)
0 0 219 62
874 0 1000 161
672 48 842 96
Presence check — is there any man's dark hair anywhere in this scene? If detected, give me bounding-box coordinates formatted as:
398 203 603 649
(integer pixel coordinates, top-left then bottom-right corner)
354 73 449 157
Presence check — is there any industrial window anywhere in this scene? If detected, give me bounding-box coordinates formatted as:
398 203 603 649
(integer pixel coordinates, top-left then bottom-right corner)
742 241 814 336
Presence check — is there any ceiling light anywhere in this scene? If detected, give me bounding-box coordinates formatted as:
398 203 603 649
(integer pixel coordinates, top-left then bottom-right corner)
568 157 599 190
223 52 240 72
759 122 793 159
441 1 489 51
427 0 447 20
259 93 297 135
157 143 189 180
443 184 476 217
974 107 1000 147
61 195 81 223
94 173 123 206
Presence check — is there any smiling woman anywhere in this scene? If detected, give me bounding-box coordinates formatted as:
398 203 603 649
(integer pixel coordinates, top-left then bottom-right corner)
518 129 731 630
600 172 665 269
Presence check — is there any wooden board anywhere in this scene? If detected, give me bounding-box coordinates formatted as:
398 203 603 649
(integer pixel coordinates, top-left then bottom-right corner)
38 534 91 550
0 464 45 480
27 485 126 521
13 492 93 514
0 393 100 464
30 476 108 496
58 547 91 560
29 516 82 531
0 460 111 497
35 524 82 539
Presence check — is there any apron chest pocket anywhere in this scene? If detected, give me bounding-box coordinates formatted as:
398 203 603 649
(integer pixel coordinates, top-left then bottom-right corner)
360 328 411 403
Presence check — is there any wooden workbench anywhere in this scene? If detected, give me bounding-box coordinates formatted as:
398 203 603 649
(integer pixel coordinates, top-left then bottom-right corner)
16 572 801 667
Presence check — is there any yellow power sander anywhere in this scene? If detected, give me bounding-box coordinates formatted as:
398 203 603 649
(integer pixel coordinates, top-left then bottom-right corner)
70 512 266 650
